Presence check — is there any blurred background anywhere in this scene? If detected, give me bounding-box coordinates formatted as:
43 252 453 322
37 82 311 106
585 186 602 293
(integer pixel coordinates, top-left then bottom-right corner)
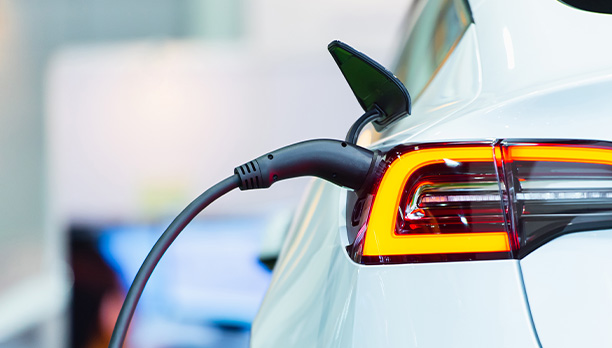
0 0 408 347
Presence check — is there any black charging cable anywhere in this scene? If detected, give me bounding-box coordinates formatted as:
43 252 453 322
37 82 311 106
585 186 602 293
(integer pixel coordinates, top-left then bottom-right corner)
108 174 240 348
108 139 382 348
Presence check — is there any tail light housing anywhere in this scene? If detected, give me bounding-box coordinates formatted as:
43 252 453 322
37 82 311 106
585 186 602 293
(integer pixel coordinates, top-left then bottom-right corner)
349 139 612 264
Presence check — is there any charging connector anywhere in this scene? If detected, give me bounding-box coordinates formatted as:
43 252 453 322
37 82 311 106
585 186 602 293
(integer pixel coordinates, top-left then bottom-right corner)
109 139 382 348
234 139 381 192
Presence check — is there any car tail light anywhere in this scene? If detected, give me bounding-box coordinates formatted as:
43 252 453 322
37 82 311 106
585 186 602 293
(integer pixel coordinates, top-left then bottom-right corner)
349 140 612 264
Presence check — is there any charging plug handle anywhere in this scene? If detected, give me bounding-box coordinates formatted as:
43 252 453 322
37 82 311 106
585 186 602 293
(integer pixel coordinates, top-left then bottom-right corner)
235 139 381 192
110 139 383 348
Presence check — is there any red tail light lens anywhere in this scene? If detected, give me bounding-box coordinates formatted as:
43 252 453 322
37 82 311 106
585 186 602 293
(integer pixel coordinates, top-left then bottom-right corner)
500 141 612 258
350 140 612 264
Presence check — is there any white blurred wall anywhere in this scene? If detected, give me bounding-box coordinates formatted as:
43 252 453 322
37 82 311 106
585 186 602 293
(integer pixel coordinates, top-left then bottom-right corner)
0 0 410 346
47 0 409 223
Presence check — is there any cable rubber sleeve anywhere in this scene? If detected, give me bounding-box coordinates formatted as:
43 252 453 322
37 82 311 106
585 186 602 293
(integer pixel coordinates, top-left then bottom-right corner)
345 108 381 144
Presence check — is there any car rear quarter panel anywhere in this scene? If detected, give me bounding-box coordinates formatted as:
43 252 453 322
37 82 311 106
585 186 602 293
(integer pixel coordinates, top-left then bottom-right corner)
251 180 540 347
252 1 612 345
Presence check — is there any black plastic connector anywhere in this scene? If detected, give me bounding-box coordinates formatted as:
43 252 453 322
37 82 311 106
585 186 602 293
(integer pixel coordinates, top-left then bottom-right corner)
234 139 382 192
111 138 385 348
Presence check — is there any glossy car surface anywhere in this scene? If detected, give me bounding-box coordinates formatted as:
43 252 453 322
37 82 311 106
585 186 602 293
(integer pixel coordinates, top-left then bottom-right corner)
251 0 612 346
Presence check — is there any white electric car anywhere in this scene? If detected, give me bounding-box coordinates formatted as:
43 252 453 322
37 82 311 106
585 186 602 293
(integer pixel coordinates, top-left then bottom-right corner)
251 0 612 347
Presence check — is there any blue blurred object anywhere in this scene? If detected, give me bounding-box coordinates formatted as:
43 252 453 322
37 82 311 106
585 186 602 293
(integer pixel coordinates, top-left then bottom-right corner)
98 217 272 347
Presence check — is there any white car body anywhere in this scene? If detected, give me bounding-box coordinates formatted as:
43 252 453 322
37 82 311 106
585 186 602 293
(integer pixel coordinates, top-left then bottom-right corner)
251 0 612 346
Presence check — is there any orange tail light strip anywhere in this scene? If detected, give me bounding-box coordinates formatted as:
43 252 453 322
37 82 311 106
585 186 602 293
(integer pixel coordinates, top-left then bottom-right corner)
363 146 511 256
508 145 612 166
